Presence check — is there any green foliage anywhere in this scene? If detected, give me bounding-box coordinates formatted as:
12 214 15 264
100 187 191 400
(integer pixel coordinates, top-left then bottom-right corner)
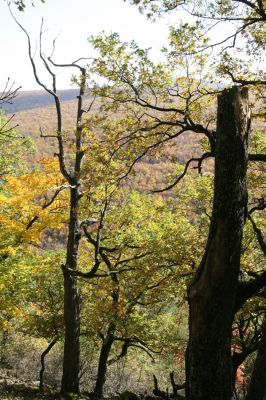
11 0 45 12
0 250 63 337
84 4 265 392
1 1 265 393
127 0 266 84
0 113 35 177
77 178 204 366
88 32 174 96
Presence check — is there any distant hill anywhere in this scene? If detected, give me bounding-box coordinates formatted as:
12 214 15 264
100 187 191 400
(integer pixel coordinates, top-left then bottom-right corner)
2 89 79 114
0 89 210 192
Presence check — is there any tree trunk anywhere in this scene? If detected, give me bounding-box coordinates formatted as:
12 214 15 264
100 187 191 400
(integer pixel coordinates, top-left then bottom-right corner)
61 187 82 395
245 318 266 400
39 337 58 392
186 86 250 400
94 270 119 399
94 323 116 399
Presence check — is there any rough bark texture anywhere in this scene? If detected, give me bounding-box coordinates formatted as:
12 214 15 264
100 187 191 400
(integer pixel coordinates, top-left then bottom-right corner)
61 187 82 395
186 86 250 400
60 70 85 395
246 318 266 400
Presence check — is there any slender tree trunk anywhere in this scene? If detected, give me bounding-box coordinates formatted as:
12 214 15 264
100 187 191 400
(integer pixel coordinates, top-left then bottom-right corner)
61 187 82 395
94 322 116 399
186 86 250 400
94 267 119 399
245 318 266 400
60 70 85 395
39 337 58 392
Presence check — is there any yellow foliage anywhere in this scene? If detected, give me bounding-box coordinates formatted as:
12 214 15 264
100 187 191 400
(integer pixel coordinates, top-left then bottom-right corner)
0 157 67 249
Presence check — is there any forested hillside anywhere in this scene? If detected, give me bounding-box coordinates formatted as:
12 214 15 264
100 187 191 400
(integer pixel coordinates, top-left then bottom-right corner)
3 90 206 192
0 1 265 400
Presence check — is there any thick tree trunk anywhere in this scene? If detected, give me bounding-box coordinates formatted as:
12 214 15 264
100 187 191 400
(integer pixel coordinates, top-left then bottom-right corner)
186 87 250 400
61 187 82 395
94 323 116 399
245 318 266 400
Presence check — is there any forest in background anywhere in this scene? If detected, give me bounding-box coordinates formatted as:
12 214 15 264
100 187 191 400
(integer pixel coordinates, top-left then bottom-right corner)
0 1 265 400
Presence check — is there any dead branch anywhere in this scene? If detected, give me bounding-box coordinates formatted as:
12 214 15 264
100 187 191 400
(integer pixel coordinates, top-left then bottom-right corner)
153 373 185 399
0 77 21 105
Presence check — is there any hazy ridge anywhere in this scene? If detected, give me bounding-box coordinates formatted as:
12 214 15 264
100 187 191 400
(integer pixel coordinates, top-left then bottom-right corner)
2 89 79 114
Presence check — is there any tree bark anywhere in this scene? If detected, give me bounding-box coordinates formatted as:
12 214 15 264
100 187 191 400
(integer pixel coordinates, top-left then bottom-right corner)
60 69 85 395
93 269 119 398
94 322 116 399
61 187 82 395
186 86 250 400
245 317 266 400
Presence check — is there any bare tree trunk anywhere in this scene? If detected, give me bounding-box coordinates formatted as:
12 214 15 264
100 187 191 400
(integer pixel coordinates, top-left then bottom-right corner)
8 16 87 396
61 187 82 395
186 86 250 400
60 68 86 396
245 318 266 400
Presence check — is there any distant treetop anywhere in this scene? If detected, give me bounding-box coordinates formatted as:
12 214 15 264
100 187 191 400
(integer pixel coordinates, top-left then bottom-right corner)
12 0 45 12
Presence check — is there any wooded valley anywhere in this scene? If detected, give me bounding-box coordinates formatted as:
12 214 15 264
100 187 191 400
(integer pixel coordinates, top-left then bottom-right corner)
0 1 265 400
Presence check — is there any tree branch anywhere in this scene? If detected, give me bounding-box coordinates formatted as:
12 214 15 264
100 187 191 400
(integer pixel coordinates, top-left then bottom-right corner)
248 213 266 255
236 271 266 311
153 152 213 193
249 154 266 162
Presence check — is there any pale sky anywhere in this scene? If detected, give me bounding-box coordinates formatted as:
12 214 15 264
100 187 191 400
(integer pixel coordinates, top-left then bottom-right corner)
0 0 173 91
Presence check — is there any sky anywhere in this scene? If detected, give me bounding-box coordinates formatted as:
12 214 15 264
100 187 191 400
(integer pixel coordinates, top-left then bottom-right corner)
0 0 173 91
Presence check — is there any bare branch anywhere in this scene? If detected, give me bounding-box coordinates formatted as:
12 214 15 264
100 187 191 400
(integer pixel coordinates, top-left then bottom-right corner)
248 213 266 256
249 198 266 215
0 114 21 137
64 265 134 279
153 152 213 193
226 69 266 86
9 7 72 182
0 77 21 105
249 154 266 162
26 185 68 230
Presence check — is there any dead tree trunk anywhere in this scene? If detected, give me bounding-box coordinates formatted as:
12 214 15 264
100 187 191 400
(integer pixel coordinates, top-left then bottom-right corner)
61 187 82 395
59 67 86 395
186 86 250 400
10 15 88 397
